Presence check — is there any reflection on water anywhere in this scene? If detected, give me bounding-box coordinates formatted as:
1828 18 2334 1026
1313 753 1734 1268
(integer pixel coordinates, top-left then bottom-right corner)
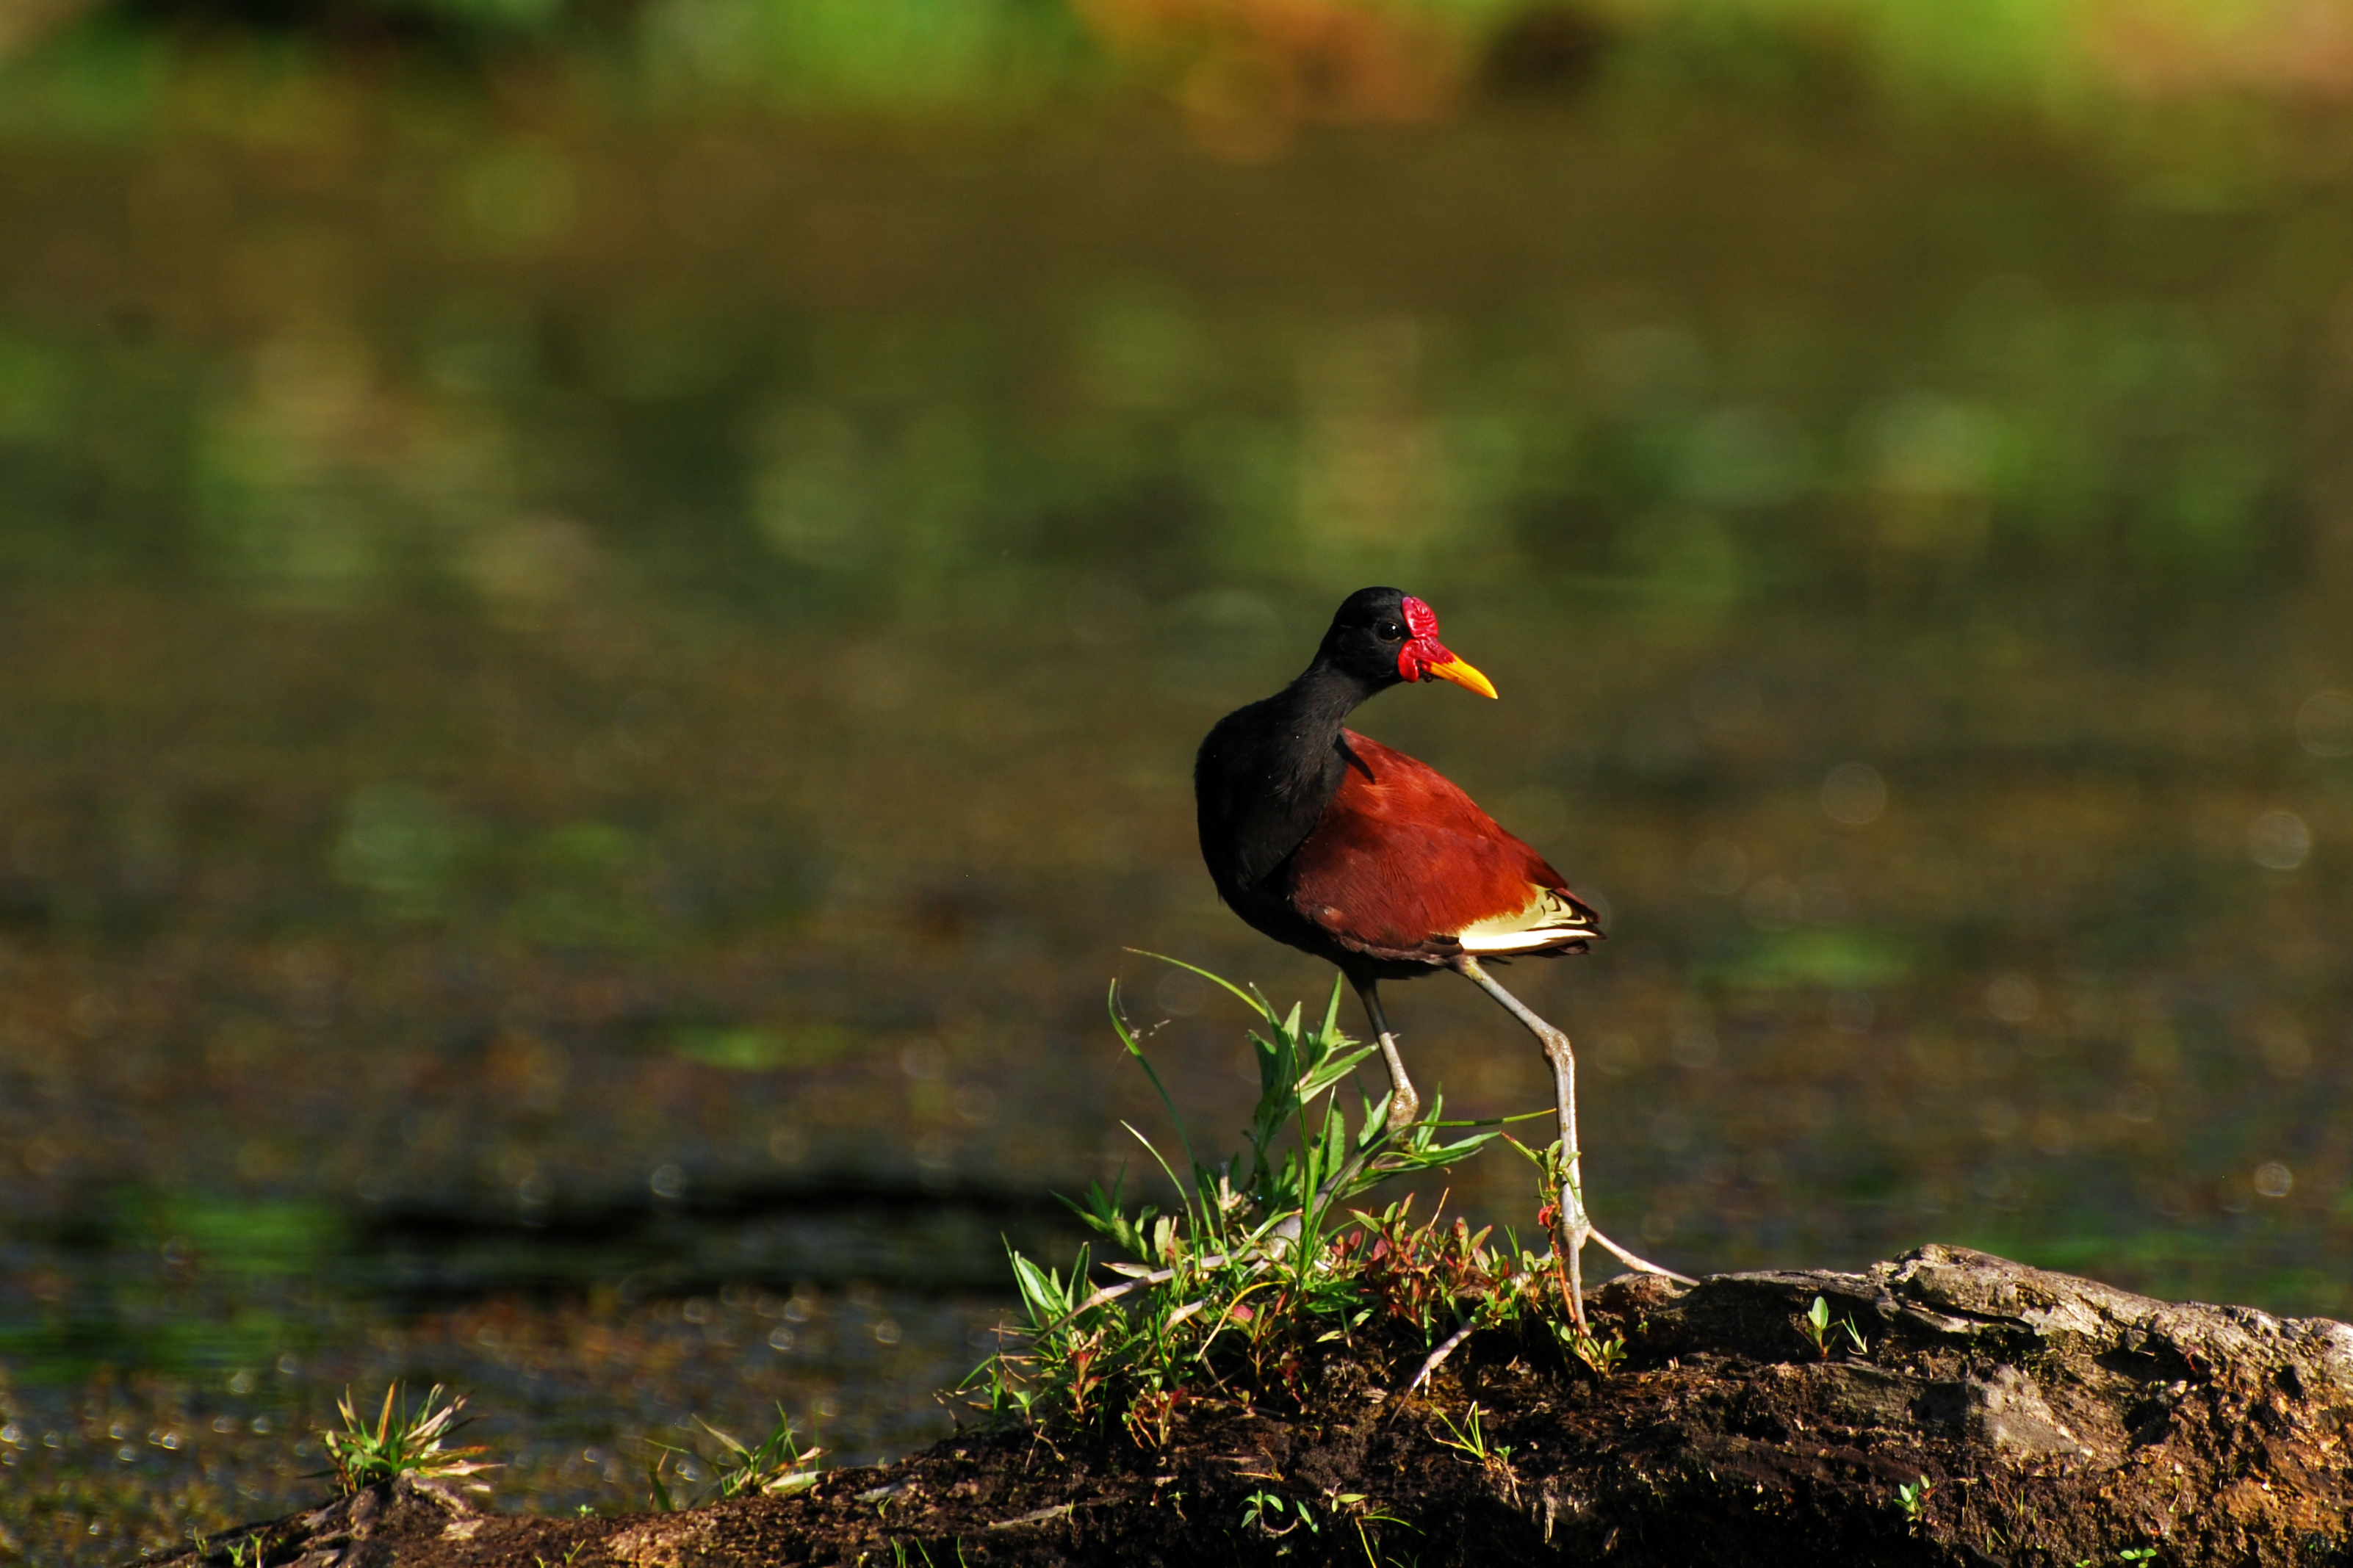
1 92 2352 1561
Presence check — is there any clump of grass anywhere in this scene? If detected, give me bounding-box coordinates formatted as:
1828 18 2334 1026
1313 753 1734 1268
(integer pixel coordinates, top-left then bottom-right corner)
967 955 1626 1439
644 1406 824 1511
700 1406 824 1499
1432 1401 1511 1468
319 1384 497 1495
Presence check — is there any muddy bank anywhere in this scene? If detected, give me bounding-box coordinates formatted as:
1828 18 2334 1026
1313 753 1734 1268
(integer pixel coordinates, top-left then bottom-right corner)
153 1247 2353 1567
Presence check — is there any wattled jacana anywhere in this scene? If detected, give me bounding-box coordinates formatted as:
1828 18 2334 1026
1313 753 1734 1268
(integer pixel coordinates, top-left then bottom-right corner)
1194 587 1686 1317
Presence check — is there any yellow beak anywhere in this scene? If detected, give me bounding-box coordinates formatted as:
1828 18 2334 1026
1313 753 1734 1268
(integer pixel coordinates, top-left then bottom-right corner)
1424 656 1499 699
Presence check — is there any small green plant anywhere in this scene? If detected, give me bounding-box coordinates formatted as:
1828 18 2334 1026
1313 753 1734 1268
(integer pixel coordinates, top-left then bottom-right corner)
1897 1474 1934 1527
2074 1550 2159 1567
1432 1402 1512 1468
1801 1294 1831 1353
1555 1318 1629 1376
319 1384 497 1495
1799 1296 1868 1359
698 1406 825 1499
1242 1489 1320 1538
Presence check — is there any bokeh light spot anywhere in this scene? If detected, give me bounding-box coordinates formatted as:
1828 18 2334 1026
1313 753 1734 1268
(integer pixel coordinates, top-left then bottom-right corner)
1668 1014 1718 1069
1154 969 1206 1017
2257 1027 2311 1079
1820 763 1887 825
2247 809 2310 870
1986 972 2039 1024
2296 690 2353 756
2031 1113 2073 1156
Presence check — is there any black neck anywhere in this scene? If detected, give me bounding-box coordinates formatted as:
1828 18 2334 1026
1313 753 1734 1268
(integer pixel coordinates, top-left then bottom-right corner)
1277 657 1386 746
1196 657 1394 895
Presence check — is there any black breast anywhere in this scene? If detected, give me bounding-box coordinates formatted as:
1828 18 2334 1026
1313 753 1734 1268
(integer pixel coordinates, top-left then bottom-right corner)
1194 694 1348 903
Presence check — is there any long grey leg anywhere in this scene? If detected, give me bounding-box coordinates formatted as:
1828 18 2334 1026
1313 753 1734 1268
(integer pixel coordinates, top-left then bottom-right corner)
1456 957 1694 1329
1351 976 1421 1132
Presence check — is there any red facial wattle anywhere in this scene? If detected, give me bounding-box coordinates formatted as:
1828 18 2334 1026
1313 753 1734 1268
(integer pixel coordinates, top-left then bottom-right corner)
1397 595 1449 682
1395 595 1499 698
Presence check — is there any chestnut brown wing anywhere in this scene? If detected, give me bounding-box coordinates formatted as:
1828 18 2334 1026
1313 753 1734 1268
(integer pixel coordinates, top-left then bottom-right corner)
1283 731 1596 964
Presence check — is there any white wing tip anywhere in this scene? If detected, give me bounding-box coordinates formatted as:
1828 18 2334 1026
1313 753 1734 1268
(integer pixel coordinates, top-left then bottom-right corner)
1456 929 1593 953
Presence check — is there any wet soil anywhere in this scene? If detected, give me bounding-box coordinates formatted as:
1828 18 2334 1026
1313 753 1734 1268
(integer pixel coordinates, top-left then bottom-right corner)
148 1247 2353 1567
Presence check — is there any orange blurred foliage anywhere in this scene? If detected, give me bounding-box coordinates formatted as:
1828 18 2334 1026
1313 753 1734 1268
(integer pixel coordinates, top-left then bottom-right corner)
2083 0 2353 100
1071 0 1468 156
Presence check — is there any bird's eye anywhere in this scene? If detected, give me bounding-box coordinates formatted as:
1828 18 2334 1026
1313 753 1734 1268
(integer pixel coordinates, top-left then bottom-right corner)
1376 621 1405 641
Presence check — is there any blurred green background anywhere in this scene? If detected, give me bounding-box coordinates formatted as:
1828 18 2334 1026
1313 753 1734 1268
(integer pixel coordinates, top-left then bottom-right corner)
1 0 2352 1558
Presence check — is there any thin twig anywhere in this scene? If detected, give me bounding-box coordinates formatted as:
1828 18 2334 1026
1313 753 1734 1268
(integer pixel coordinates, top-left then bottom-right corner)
1587 1227 1698 1286
1160 1298 1208 1330
1405 1320 1481 1393
1065 1264 1201 1320
1056 1250 1258 1324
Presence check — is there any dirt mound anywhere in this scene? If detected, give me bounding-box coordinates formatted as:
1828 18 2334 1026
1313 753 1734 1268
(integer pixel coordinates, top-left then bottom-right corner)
152 1246 2353 1567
